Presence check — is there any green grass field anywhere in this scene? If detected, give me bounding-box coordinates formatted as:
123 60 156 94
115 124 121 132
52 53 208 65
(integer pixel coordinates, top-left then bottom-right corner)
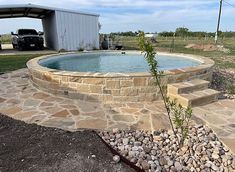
0 54 44 73
116 36 235 69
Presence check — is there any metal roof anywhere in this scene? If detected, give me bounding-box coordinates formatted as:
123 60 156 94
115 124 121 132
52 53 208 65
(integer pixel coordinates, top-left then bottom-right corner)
0 4 99 19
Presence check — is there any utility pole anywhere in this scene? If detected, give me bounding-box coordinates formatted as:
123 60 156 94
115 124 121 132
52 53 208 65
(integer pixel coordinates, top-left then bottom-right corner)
215 0 223 44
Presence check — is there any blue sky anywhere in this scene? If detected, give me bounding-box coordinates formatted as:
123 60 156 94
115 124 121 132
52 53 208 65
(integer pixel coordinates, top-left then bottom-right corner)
0 0 235 34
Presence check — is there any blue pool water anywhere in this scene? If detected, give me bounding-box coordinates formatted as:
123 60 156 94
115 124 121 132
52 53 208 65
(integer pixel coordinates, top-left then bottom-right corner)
39 53 201 73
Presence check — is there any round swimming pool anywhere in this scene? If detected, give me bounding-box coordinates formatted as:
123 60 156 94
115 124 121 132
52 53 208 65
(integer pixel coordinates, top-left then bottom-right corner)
27 51 214 102
39 53 200 73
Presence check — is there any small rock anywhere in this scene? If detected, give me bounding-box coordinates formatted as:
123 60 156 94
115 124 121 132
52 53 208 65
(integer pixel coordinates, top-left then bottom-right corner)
174 161 183 171
128 151 136 158
112 128 119 133
120 150 128 156
122 138 129 145
159 157 167 166
209 133 217 141
212 153 219 160
132 146 139 151
141 160 150 170
211 164 219 171
130 158 137 164
151 149 157 156
143 146 151 154
167 160 174 166
153 130 161 136
153 136 162 141
113 155 120 163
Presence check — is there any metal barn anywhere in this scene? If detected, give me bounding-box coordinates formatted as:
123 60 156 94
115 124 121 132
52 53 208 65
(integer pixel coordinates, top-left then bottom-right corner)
0 4 100 51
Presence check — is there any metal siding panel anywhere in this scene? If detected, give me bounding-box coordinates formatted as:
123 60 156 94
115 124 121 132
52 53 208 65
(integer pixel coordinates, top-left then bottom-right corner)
55 11 99 51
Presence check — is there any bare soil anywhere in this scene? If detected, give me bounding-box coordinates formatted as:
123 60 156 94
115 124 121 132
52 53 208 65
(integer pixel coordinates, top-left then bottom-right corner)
0 113 135 172
185 43 230 53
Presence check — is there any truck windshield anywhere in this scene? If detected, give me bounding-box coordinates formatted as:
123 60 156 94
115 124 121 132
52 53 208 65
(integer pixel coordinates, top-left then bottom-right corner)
18 29 38 35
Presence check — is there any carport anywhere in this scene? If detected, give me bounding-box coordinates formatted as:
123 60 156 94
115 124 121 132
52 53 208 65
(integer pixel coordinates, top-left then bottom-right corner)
0 4 99 51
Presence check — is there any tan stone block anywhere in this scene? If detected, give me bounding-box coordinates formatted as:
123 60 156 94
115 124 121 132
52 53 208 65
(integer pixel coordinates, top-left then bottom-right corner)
130 114 151 131
138 87 159 93
77 84 90 93
120 107 139 114
133 77 147 86
82 78 104 85
138 93 157 102
121 88 138 96
32 71 42 79
120 80 133 87
113 96 138 102
49 83 60 90
147 77 156 86
90 85 103 93
69 109 80 116
111 89 120 96
40 102 54 107
68 82 77 88
52 109 70 117
103 89 112 94
61 76 68 82
6 99 20 105
51 76 61 83
1 107 22 115
106 80 120 89
151 113 171 130
61 104 77 109
85 94 100 102
112 115 135 122
69 77 81 82
14 111 37 120
127 103 144 108
107 123 129 130
102 95 113 102
33 92 50 99
76 119 107 129
82 111 105 118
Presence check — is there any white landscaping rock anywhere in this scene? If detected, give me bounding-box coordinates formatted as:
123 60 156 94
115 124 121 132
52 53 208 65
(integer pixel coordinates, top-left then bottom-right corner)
99 125 235 172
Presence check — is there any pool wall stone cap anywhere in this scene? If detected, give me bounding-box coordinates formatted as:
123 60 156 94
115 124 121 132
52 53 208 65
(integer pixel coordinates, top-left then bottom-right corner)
27 51 215 102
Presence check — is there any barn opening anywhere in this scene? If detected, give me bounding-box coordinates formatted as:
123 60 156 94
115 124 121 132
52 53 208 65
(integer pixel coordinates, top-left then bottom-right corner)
0 4 100 51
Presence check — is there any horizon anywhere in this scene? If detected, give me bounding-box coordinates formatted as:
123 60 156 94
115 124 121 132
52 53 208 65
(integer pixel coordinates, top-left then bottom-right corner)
0 0 235 34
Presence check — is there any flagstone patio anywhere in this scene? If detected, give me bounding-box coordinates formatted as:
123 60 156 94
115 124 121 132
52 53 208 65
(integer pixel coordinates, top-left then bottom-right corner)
1 68 235 153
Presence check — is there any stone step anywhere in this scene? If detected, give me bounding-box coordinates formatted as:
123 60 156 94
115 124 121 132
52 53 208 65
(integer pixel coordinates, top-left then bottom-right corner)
168 89 220 107
167 79 209 94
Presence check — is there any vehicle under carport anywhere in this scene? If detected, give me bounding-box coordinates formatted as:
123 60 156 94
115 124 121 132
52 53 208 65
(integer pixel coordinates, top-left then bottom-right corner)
0 4 99 51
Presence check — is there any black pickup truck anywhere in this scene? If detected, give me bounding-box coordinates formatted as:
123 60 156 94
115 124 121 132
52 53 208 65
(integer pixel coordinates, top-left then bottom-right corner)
11 29 44 50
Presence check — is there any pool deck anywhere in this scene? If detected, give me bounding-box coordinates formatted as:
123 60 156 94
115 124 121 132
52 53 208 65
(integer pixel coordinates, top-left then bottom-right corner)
1 68 235 153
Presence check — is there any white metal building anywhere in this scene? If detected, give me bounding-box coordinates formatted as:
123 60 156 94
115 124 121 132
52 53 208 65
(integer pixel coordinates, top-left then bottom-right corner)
0 4 100 51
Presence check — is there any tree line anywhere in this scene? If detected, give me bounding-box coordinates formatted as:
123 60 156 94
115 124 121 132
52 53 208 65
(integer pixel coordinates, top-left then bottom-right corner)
109 27 235 38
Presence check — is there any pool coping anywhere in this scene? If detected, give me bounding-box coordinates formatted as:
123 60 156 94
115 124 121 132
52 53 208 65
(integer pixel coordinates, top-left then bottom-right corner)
27 51 215 78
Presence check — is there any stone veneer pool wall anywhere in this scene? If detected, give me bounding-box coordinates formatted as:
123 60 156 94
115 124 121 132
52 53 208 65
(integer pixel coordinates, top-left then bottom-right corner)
27 51 215 103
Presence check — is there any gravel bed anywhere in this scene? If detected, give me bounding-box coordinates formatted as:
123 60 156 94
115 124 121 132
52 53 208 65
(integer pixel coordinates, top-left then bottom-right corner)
99 125 235 172
211 68 235 99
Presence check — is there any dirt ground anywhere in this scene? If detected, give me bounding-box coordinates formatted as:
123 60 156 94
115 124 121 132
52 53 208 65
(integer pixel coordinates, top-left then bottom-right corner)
0 113 135 172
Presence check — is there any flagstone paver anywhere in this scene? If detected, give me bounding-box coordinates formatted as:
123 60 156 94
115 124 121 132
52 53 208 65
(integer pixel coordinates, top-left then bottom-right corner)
1 68 235 153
